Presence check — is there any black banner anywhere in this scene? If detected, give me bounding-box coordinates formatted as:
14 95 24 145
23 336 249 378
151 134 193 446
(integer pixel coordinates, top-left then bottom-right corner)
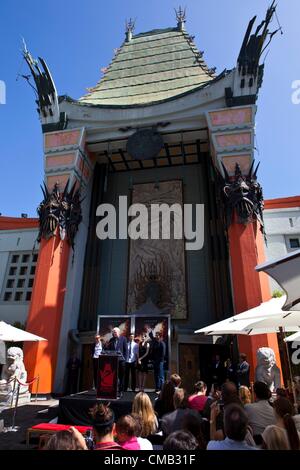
5 450 299 468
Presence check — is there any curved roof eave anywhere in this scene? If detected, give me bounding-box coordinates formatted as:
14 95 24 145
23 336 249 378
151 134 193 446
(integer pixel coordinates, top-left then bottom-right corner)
59 69 230 111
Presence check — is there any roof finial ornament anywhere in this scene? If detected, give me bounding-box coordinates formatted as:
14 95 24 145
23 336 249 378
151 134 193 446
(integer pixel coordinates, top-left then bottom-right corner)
237 1 280 79
20 40 65 129
125 18 136 42
175 6 186 31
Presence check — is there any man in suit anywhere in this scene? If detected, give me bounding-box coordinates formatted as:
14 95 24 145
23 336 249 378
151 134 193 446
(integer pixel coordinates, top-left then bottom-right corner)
237 353 250 387
107 327 128 396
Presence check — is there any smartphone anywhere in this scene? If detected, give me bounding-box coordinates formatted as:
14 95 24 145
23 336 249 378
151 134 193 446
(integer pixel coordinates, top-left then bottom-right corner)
218 400 225 410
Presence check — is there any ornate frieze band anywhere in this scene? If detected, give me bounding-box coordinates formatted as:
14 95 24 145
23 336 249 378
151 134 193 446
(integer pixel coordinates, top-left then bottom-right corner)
206 105 256 177
43 127 94 191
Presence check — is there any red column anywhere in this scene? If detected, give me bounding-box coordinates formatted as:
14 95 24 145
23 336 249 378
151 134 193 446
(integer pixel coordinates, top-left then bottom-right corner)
228 215 282 381
23 235 70 393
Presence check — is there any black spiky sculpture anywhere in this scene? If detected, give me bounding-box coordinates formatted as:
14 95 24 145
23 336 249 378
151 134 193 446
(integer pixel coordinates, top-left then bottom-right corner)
221 161 266 241
37 180 82 250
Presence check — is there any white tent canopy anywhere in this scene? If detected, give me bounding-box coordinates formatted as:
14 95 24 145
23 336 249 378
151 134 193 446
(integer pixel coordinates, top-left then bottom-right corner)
256 249 300 311
0 321 47 342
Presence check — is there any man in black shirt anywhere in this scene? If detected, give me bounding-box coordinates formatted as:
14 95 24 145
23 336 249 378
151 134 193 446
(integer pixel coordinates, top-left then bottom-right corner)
151 331 166 392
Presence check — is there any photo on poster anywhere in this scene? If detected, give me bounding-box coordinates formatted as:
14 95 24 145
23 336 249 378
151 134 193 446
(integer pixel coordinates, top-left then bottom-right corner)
97 316 132 347
134 315 170 370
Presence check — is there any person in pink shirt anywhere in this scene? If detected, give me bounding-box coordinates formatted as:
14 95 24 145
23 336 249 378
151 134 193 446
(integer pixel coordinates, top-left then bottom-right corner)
188 381 208 412
116 415 141 450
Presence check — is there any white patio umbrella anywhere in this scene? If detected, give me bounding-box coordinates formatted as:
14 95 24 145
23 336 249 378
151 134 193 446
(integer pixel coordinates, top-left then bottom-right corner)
284 331 300 343
194 296 300 335
195 299 300 406
194 316 268 335
195 316 300 336
255 251 300 408
194 299 300 409
0 321 46 432
256 249 300 311
247 313 300 333
194 298 300 402
0 321 47 342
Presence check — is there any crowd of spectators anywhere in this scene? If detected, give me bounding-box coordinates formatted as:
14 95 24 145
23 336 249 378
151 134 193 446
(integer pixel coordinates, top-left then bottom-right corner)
42 368 300 451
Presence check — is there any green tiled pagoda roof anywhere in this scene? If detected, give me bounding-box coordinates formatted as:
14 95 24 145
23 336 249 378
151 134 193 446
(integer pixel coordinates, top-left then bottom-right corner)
79 27 215 106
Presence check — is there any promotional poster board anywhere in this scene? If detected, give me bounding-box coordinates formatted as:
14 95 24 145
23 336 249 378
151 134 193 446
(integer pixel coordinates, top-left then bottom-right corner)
97 315 132 346
97 314 170 371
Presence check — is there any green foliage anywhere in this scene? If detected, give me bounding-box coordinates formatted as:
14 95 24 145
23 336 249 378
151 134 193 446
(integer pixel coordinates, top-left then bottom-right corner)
272 289 284 298
12 321 26 330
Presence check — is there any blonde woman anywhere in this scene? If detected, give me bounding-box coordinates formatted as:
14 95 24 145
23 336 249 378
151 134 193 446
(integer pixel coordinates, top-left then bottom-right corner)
262 425 290 450
262 397 300 450
239 386 252 405
132 392 158 437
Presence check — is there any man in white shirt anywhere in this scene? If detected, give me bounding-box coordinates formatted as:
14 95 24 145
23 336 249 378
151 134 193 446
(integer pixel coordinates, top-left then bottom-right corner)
125 334 139 392
92 334 103 389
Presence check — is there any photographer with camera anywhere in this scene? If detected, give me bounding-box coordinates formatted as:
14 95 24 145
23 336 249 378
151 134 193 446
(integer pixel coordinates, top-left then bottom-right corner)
207 404 258 450
209 382 243 440
208 382 256 447
68 403 121 451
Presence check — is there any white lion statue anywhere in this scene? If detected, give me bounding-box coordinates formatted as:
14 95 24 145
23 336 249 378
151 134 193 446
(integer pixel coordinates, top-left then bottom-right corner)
0 347 30 408
255 347 281 392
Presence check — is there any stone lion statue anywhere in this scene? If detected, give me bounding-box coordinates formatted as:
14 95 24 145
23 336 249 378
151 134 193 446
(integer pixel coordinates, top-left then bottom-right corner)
255 347 281 392
0 347 30 408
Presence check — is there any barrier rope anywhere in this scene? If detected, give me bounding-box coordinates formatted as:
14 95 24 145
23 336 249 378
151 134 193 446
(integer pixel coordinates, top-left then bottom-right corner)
2 375 39 386
15 376 39 387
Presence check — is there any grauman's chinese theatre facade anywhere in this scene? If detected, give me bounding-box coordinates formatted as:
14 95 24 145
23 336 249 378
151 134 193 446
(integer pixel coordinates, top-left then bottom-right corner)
23 6 282 393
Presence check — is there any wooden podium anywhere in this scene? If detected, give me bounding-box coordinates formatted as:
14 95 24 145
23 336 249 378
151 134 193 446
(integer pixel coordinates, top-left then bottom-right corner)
96 352 119 399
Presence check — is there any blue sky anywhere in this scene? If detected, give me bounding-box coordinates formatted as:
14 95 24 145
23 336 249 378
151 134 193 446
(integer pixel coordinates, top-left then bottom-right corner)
0 0 299 217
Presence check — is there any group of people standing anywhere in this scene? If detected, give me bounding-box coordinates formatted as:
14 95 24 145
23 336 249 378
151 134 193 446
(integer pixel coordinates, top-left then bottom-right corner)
92 327 166 395
209 353 250 389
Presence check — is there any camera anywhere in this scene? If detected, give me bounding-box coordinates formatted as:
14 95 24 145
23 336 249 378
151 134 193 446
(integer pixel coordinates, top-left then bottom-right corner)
218 400 225 410
84 429 94 450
